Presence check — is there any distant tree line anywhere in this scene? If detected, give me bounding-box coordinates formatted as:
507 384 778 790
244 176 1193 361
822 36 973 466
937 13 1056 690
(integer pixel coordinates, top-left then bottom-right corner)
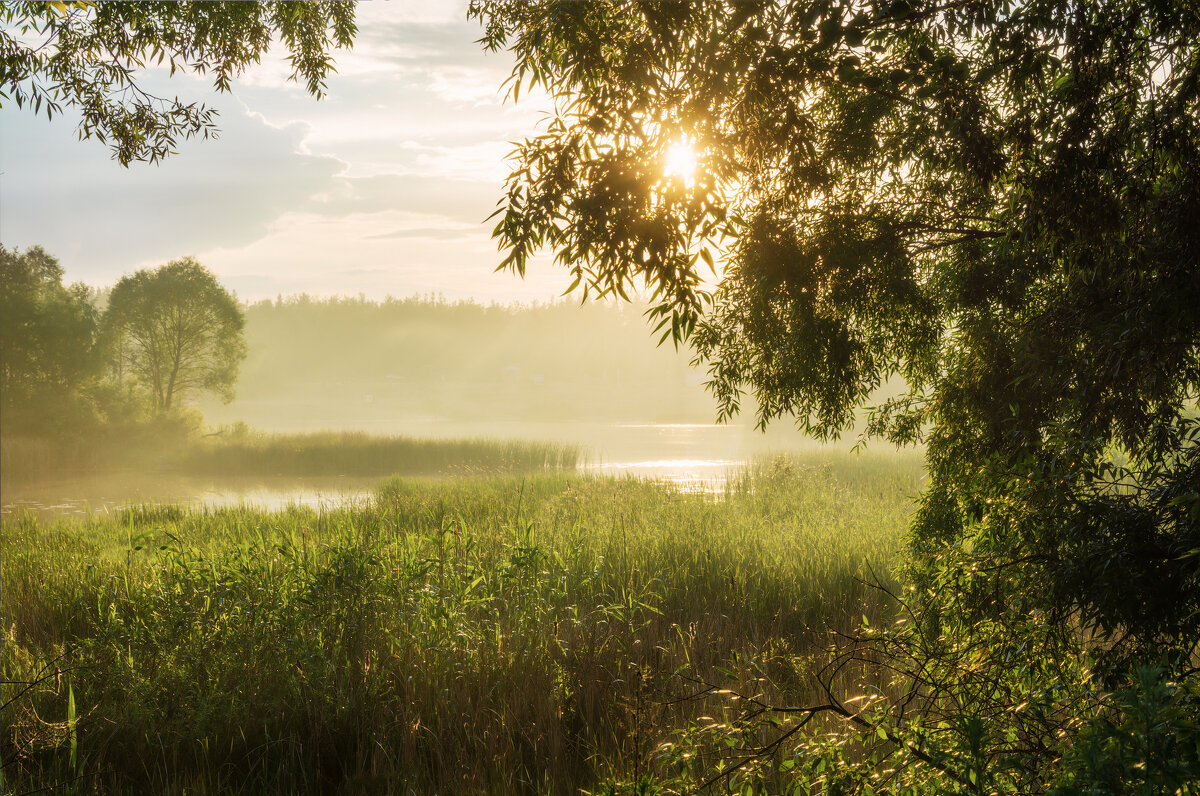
214 292 721 426
0 246 244 438
237 293 695 387
3 246 720 440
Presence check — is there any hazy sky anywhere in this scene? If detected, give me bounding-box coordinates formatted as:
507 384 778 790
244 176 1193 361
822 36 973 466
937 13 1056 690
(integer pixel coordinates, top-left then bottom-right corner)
0 1 568 303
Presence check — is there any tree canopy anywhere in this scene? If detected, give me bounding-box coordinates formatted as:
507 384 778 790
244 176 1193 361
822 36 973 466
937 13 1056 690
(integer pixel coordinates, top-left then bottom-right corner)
0 245 99 412
472 0 1200 790
0 1 355 164
105 258 245 412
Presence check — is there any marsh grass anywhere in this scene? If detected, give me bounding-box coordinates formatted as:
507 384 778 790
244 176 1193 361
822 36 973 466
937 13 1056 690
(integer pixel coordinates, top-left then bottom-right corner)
179 430 582 477
2 430 581 490
1 449 923 794
0 434 115 484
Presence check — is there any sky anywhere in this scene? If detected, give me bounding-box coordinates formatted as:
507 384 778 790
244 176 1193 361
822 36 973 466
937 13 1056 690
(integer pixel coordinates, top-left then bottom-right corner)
0 1 569 303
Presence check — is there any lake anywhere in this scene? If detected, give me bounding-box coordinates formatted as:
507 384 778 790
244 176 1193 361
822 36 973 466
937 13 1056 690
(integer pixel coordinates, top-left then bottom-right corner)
1 420 834 523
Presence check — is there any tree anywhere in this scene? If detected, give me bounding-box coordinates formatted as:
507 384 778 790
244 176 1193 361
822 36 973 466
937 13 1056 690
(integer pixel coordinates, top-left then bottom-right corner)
0 1 355 165
471 1 1200 791
104 258 246 412
0 245 101 427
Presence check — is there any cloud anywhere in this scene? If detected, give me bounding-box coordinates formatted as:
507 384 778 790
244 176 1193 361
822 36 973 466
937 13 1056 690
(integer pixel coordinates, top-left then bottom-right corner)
428 65 510 106
0 3 563 304
366 227 474 240
303 173 502 223
2 93 345 284
231 50 540 183
193 209 564 303
341 266 392 275
228 2 479 91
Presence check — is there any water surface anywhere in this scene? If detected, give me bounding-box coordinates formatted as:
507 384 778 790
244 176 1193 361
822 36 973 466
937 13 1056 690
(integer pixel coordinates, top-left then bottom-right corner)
2 421 830 523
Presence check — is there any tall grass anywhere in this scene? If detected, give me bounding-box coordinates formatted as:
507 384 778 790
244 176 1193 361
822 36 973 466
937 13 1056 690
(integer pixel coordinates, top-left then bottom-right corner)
1 449 923 794
179 430 582 477
1 430 581 487
0 434 141 484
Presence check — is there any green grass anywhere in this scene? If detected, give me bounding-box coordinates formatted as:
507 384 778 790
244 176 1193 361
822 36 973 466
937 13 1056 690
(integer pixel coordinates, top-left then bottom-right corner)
1 429 582 487
178 430 582 477
1 449 924 794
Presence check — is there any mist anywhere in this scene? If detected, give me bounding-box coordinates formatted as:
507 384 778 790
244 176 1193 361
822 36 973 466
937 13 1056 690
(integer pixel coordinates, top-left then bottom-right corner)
195 294 834 464
1 287 841 523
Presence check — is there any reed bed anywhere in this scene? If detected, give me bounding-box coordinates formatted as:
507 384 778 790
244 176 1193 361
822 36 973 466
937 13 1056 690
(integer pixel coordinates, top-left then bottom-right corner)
2 430 581 490
1 449 923 794
178 431 583 477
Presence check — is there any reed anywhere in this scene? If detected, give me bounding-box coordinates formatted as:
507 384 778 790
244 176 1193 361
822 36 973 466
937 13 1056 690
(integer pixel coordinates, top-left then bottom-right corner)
178 430 582 477
1 430 582 487
1 449 923 794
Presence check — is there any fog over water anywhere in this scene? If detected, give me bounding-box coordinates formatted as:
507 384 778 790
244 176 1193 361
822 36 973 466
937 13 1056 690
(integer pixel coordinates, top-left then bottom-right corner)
1 422 827 522
196 295 844 457
3 297 869 521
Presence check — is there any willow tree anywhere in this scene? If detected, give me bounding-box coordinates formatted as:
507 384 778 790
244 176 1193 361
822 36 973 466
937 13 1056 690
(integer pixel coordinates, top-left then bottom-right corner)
472 1 1200 791
1 1 355 164
105 258 245 413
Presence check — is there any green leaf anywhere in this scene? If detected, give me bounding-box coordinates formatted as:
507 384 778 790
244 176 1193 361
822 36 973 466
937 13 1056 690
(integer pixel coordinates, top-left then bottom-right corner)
817 17 842 48
68 679 77 771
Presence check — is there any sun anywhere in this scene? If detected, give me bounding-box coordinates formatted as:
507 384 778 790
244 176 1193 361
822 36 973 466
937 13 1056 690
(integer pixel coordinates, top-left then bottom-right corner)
663 139 698 184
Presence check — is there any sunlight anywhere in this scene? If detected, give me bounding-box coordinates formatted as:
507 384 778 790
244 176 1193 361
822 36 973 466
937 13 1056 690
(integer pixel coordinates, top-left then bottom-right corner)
663 139 698 184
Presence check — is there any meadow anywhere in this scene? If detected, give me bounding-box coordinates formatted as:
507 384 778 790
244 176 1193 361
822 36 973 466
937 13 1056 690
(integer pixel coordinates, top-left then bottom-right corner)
1 449 924 794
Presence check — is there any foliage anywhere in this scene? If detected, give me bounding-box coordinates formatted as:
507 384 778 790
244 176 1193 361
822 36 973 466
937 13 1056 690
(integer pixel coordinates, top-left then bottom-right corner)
0 245 101 434
0 454 922 793
0 0 356 164
1052 666 1200 796
104 257 246 412
471 0 1200 791
0 246 210 477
